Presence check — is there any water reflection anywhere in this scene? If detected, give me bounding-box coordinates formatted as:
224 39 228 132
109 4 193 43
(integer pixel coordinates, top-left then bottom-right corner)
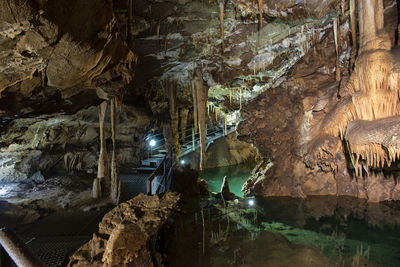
199 163 256 197
164 196 400 266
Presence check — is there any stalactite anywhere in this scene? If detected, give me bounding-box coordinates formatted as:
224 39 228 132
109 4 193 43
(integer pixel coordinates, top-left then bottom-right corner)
180 108 189 142
333 16 341 82
92 178 102 199
127 0 134 49
167 80 180 160
110 98 121 204
218 0 225 52
191 78 198 134
224 112 227 136
349 0 357 70
192 68 208 170
229 88 232 105
97 101 109 195
258 0 263 29
239 87 242 110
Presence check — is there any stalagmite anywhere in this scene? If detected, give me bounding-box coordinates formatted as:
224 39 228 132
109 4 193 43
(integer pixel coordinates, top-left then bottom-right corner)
110 98 121 204
218 0 225 52
229 88 232 104
97 101 109 195
192 68 208 170
349 0 357 70
180 109 189 142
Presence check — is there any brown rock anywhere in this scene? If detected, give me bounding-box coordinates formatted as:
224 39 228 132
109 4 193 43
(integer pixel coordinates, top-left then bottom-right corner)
68 192 180 266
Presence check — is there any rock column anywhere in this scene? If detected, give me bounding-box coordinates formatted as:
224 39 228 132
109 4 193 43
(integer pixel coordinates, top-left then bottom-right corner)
97 101 109 195
180 108 189 142
110 98 121 204
167 80 180 161
192 68 208 170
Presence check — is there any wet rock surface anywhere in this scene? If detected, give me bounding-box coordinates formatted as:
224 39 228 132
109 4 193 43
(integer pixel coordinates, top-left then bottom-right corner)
68 192 180 267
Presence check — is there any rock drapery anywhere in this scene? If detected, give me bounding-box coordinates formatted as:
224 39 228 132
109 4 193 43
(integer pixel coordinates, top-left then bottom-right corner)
239 0 400 202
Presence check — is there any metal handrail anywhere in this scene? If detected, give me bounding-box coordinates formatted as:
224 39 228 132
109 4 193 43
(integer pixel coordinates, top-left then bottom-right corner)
0 228 44 267
145 124 235 196
146 155 167 195
148 124 232 155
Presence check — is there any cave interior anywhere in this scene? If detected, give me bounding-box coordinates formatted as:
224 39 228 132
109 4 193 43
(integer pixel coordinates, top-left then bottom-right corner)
1 0 400 266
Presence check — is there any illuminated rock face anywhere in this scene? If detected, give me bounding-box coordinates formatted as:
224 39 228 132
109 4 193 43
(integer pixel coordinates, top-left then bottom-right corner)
321 0 400 177
239 0 400 202
0 0 135 112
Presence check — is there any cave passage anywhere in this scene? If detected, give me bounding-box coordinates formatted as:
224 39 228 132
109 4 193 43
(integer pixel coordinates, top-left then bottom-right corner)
1 0 400 266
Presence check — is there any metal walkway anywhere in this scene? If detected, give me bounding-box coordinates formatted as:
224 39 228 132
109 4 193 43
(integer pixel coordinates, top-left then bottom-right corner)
2 209 111 267
120 125 235 198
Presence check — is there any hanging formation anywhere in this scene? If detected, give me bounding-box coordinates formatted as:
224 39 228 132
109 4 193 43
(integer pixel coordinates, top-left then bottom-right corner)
93 98 122 204
192 68 209 170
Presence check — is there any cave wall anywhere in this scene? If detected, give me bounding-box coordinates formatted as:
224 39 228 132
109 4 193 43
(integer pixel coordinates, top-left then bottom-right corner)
0 0 150 182
183 132 259 170
0 105 149 182
238 0 400 202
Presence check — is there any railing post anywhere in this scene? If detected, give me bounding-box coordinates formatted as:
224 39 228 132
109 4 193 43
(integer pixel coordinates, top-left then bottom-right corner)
192 127 195 151
147 179 152 195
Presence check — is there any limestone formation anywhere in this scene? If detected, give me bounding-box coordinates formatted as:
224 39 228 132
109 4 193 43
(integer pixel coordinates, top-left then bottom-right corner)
110 98 121 204
180 109 189 142
68 192 180 266
97 101 109 195
239 0 400 202
166 80 180 161
0 106 149 182
192 69 209 171
220 176 236 200
0 0 135 101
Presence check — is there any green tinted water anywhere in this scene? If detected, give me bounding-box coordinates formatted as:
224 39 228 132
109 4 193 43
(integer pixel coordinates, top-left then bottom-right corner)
165 173 400 267
199 163 256 197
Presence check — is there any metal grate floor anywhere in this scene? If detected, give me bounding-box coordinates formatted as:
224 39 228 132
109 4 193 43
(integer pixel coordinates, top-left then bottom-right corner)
26 235 91 267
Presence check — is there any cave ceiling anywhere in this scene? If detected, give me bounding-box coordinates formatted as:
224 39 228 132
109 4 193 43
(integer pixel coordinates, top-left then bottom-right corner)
129 0 342 116
0 0 397 123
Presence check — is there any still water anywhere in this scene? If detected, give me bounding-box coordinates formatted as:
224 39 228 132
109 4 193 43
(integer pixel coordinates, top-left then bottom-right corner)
166 165 400 267
199 163 256 197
